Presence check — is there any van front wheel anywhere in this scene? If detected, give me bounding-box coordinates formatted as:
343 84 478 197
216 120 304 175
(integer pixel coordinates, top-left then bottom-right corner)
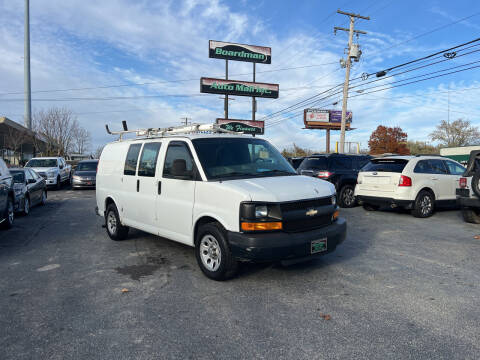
195 223 238 281
105 203 129 240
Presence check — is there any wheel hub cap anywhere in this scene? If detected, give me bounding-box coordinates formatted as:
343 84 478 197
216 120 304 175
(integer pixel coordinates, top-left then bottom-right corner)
107 212 117 234
200 235 222 271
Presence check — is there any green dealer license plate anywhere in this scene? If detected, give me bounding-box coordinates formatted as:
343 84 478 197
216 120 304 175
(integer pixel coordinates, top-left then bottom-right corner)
311 238 327 254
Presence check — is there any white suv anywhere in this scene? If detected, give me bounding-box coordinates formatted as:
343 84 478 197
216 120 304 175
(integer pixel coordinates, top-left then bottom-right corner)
355 155 465 218
96 125 346 280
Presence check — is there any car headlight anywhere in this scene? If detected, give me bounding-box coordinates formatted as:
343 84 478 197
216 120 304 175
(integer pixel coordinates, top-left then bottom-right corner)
255 205 268 218
72 175 81 180
240 202 282 232
47 171 56 178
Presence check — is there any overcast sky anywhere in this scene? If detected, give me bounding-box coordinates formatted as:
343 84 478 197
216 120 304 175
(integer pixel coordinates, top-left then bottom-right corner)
0 0 479 152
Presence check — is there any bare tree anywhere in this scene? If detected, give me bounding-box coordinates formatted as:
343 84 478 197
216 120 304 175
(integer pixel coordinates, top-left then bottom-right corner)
93 145 105 159
4 127 29 165
72 127 91 154
430 119 480 147
33 107 80 156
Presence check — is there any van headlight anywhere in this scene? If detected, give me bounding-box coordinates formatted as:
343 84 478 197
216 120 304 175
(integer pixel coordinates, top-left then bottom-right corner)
240 202 282 232
47 171 56 178
255 205 268 218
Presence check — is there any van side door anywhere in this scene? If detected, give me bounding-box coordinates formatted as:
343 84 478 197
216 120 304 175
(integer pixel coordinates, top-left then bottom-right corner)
156 140 197 245
132 142 162 233
121 143 142 226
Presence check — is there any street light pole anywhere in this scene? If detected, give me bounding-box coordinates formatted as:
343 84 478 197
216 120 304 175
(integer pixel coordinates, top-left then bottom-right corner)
24 0 32 129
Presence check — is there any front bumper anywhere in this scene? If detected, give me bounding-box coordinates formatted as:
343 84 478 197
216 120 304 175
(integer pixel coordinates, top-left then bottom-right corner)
357 195 413 209
227 218 346 262
72 180 96 188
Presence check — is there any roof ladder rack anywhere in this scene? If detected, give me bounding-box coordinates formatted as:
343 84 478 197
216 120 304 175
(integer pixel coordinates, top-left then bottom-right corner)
105 122 238 141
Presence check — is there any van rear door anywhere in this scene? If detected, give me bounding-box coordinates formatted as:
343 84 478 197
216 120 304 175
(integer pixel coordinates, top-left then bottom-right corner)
357 158 408 193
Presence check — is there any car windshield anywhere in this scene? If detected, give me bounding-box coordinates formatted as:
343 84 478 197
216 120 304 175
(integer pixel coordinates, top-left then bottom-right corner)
76 162 97 171
192 137 296 180
10 170 25 183
297 157 328 171
362 159 408 173
26 159 57 167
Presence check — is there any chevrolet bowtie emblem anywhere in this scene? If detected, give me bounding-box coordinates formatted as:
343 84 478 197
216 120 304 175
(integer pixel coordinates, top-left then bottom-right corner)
306 208 318 216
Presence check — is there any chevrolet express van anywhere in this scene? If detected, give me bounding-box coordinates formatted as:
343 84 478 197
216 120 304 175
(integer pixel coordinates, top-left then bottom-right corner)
96 124 346 280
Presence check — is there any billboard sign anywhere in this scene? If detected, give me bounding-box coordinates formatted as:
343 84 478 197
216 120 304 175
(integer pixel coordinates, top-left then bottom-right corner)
217 119 264 135
200 78 279 98
329 110 352 123
304 109 330 125
209 40 271 64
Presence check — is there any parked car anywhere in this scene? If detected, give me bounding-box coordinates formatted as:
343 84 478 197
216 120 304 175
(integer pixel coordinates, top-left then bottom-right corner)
71 160 98 189
9 168 47 215
297 153 371 207
25 157 71 190
355 155 465 218
287 156 305 170
456 150 480 223
96 125 346 280
0 158 15 229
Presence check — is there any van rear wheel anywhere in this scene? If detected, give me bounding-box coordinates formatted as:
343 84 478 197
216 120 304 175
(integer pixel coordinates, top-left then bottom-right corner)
195 223 238 281
105 203 129 240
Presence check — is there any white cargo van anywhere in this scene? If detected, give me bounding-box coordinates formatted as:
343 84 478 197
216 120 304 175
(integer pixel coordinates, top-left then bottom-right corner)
96 124 346 280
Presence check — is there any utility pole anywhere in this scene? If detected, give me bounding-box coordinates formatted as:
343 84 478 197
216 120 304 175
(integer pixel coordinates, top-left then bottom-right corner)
24 0 32 129
334 10 369 153
180 117 191 126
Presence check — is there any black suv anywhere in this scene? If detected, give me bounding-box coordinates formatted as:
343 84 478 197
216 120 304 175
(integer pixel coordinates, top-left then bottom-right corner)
0 159 15 229
297 153 371 207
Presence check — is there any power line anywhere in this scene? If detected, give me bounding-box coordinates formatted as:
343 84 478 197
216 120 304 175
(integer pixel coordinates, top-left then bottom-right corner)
0 61 338 97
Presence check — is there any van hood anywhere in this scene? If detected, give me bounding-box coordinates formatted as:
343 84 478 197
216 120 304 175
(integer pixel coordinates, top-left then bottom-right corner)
220 175 335 202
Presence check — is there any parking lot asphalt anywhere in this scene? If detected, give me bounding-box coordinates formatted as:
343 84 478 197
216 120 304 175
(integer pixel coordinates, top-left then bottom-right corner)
1 188 480 360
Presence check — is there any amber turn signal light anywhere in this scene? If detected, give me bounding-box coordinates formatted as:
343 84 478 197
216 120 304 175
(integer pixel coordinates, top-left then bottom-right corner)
241 222 283 231
332 210 340 221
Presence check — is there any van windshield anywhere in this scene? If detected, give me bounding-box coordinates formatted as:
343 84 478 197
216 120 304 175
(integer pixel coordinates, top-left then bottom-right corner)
192 138 296 180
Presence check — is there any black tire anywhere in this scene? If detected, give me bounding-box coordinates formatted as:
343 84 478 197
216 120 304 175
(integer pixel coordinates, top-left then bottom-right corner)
56 176 62 190
362 203 379 211
40 190 47 206
338 184 357 208
22 196 30 216
412 190 434 218
195 222 238 281
462 207 480 224
105 203 129 240
1 196 14 229
472 170 480 198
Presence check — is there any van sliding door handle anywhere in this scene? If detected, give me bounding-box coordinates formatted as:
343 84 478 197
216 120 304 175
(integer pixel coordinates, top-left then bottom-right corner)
157 181 161 195
137 179 140 192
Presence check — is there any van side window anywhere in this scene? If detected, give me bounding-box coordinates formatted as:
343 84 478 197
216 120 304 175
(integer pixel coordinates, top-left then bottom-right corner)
124 143 142 175
138 142 161 177
163 141 194 179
